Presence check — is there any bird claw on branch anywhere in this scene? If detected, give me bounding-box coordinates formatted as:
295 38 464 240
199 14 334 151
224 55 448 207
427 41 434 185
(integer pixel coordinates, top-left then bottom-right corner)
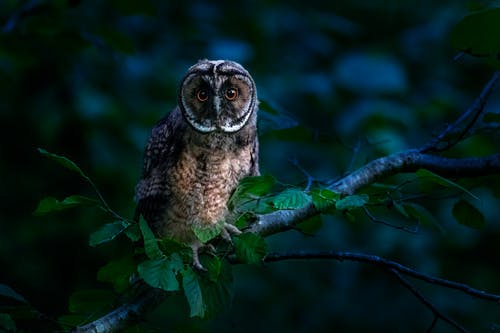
191 223 241 270
221 222 242 242
191 242 216 271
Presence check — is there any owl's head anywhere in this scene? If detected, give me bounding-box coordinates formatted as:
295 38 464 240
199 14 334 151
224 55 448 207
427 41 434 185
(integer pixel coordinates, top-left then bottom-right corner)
179 59 258 133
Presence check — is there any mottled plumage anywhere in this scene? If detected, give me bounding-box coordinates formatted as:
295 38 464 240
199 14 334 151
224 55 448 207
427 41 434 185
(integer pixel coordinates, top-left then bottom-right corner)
135 60 259 268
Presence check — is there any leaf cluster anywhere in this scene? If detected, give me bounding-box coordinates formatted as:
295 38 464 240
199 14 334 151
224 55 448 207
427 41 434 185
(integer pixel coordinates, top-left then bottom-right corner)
28 149 272 328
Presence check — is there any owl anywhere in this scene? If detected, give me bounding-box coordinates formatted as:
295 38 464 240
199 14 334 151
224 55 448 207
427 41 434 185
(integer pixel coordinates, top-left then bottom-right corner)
134 59 259 269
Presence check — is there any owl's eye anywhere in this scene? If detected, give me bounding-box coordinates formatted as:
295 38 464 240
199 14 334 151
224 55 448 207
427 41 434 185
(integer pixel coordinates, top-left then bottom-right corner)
224 88 238 101
196 89 209 102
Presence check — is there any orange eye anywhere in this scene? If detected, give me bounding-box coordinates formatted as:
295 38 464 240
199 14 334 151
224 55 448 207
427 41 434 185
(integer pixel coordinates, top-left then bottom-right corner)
225 88 238 100
196 89 209 102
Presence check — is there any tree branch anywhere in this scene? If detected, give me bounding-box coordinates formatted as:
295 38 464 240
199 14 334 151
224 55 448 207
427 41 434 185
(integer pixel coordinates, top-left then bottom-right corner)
70 287 166 333
389 269 469 333
250 151 500 235
421 71 500 153
331 151 500 195
264 251 500 303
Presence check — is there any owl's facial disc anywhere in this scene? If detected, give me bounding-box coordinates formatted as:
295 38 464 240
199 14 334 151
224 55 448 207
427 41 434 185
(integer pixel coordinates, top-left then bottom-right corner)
180 60 257 133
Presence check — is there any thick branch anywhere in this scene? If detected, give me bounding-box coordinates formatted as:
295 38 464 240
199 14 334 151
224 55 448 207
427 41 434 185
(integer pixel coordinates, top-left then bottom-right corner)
331 151 500 195
248 204 317 236
250 152 500 235
71 287 165 333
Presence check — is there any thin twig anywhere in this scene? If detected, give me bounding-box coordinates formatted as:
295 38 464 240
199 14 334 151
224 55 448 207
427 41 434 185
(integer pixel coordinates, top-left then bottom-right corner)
389 269 470 333
86 177 127 221
426 315 439 333
289 158 314 191
421 71 500 153
362 206 419 234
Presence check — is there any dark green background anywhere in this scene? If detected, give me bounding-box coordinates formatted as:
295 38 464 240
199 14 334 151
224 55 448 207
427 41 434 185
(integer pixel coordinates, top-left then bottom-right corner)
1 1 499 332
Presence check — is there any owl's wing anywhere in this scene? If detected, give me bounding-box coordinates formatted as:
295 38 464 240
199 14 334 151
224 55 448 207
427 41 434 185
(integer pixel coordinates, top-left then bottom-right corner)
134 107 185 225
249 135 260 176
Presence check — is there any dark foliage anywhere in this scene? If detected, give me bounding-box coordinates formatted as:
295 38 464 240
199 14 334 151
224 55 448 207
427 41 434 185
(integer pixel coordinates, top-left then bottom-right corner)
1 1 500 332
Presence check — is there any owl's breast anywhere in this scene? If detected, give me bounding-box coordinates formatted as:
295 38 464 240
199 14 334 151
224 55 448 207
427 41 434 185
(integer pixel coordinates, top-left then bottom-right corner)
163 143 253 240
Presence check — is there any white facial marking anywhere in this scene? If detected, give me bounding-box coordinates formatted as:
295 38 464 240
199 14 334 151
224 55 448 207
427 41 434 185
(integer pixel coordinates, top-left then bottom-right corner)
211 60 225 69
213 95 221 115
220 107 254 132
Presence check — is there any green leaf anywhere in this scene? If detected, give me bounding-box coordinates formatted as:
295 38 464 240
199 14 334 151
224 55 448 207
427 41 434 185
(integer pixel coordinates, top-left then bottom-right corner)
452 199 485 230
271 188 311 210
234 211 256 229
230 175 276 201
181 267 205 318
192 221 224 243
416 169 478 200
233 233 267 264
97 256 136 292
38 148 88 180
181 260 233 319
233 197 276 215
0 284 28 304
202 256 223 283
310 188 340 212
139 218 163 260
0 313 16 331
138 254 183 292
335 194 368 211
450 8 500 67
124 223 141 242
33 195 100 215
197 260 233 319
68 289 115 314
228 174 277 214
393 201 411 219
296 215 323 235
404 202 444 233
159 238 191 258
89 220 129 247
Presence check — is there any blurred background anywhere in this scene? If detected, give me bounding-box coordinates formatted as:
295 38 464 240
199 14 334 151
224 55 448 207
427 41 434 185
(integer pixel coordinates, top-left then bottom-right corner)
1 0 499 332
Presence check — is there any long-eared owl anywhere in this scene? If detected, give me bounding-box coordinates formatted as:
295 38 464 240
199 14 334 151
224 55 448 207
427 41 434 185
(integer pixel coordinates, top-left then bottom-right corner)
134 59 259 269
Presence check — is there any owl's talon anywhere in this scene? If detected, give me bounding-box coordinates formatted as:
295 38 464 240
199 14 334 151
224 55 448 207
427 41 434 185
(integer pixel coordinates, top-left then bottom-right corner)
191 245 206 271
191 243 216 271
192 258 206 271
224 222 242 235
221 223 242 242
